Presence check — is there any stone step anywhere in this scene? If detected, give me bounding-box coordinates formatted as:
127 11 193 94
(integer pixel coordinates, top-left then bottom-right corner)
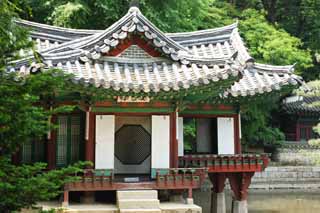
117 190 158 200
119 209 161 213
118 199 160 209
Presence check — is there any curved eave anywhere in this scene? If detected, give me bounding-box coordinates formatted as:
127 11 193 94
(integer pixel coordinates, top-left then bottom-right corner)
13 59 241 95
15 19 101 38
282 96 320 115
224 62 300 98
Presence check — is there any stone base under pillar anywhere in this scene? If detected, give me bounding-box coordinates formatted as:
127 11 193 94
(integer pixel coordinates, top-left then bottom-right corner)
62 201 69 207
211 192 226 213
186 198 194 205
232 200 248 213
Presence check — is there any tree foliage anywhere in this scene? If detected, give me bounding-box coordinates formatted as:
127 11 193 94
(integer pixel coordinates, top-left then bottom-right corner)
239 9 312 74
241 98 285 147
0 1 93 212
0 159 88 212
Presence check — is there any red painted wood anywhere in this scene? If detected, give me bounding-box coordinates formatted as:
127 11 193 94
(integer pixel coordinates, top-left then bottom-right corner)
11 150 20 165
94 101 170 108
106 35 162 57
188 188 193 198
85 111 95 167
179 154 269 173
187 104 235 111
296 121 300 141
180 114 237 118
227 172 254 201
234 114 241 154
63 190 69 204
208 173 227 193
170 112 178 168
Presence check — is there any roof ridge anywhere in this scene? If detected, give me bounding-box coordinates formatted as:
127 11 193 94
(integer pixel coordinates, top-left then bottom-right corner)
165 22 238 37
15 19 102 34
253 62 295 73
47 7 200 64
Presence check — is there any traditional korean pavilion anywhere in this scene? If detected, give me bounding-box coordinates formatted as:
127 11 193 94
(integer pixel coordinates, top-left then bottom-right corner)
11 6 302 213
281 95 320 142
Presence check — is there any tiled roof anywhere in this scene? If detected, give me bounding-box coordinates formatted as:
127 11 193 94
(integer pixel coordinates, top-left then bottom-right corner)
10 6 301 98
16 59 239 93
283 96 320 115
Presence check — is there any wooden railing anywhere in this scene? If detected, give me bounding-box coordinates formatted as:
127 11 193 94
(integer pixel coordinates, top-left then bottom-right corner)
179 154 270 173
65 169 114 191
155 168 207 188
64 168 207 191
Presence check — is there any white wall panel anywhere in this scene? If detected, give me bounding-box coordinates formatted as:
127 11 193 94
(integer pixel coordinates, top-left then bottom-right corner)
95 115 115 169
217 117 234 154
152 115 170 169
178 117 184 156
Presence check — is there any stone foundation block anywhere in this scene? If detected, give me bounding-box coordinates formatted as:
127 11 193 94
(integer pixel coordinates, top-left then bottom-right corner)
232 200 248 213
118 199 160 209
211 192 226 213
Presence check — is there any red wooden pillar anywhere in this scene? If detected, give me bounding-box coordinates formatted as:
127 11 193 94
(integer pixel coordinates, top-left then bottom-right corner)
296 119 300 141
227 172 254 201
62 190 69 207
11 150 21 165
85 110 95 167
170 111 178 168
209 173 227 193
47 115 56 169
234 114 241 154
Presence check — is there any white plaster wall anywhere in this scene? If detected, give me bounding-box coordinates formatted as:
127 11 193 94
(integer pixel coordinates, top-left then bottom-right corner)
152 115 170 169
217 117 235 154
95 115 115 169
178 117 184 156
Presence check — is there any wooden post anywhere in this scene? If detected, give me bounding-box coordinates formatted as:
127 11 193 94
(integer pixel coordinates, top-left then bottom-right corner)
296 119 300 141
47 115 56 169
85 110 95 167
188 188 193 198
234 114 241 154
170 111 178 168
62 190 69 207
11 150 21 165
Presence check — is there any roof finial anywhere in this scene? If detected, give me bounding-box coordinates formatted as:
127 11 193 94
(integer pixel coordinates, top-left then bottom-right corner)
128 0 140 13
130 0 140 9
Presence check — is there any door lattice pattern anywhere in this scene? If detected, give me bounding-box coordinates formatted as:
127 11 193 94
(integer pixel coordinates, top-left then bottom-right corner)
56 116 68 167
115 125 151 165
56 115 84 167
21 139 45 164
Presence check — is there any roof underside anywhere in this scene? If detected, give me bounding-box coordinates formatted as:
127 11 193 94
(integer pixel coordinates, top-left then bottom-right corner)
11 7 301 100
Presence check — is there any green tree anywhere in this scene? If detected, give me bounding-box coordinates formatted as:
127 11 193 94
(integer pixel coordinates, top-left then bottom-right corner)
0 1 90 212
239 9 313 74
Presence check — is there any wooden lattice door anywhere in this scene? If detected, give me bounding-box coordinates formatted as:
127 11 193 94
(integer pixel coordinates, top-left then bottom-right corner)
21 139 45 164
56 115 84 167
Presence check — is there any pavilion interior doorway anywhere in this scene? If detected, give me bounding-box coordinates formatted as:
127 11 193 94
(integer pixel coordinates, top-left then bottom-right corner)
181 117 235 155
114 116 151 176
